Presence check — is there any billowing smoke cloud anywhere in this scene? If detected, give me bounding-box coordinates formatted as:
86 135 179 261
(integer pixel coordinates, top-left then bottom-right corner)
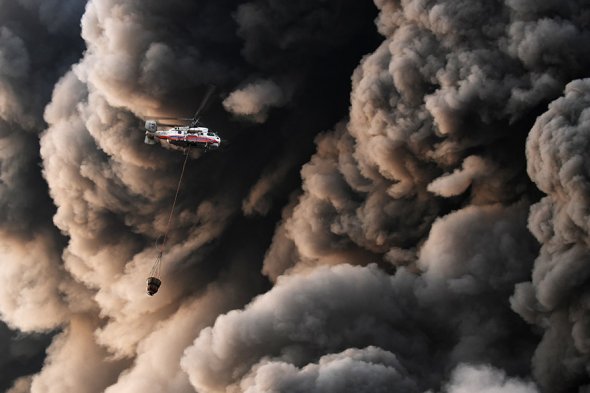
183 202 538 392
0 322 51 392
441 364 538 393
512 79 590 391
2 0 590 392
223 78 291 122
0 0 85 389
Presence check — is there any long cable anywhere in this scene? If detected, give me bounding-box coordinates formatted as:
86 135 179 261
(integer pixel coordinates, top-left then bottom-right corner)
160 146 191 252
149 146 191 278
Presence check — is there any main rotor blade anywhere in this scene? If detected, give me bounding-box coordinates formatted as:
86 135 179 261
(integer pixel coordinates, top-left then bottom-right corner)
191 85 216 125
159 122 184 127
148 116 192 121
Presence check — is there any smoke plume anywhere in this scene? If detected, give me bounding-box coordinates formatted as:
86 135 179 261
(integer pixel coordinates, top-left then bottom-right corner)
1 0 590 392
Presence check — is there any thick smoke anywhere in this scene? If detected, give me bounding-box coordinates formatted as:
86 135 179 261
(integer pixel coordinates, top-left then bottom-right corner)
1 0 590 392
441 364 538 393
223 78 291 122
183 203 537 392
512 79 590 391
0 323 51 393
0 0 85 389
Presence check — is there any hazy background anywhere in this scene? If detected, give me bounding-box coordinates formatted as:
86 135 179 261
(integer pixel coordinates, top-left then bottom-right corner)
1 0 590 392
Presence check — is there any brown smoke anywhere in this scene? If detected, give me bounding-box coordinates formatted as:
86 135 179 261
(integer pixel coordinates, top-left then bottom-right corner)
2 0 590 392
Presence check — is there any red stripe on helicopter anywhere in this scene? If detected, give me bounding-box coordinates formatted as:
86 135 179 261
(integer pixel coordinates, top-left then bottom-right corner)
158 135 217 142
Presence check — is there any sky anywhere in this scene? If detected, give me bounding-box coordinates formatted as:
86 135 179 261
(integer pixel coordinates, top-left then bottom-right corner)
0 0 590 392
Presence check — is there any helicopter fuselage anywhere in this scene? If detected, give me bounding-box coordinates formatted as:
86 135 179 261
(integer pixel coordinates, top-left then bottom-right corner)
145 123 221 150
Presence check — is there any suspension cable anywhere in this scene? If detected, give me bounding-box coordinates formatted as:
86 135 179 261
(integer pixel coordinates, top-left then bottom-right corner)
149 146 191 278
160 146 191 252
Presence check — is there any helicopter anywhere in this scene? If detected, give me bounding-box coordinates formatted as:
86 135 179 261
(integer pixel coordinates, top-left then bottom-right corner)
144 122 221 150
144 86 222 151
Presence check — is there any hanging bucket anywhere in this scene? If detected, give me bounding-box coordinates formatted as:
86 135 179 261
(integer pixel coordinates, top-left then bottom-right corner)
146 276 162 296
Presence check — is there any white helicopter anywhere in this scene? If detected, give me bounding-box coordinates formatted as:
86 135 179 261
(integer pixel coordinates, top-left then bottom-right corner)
144 86 222 150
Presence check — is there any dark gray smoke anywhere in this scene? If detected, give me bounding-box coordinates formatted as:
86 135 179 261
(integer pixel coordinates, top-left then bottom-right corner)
0 0 85 390
1 0 590 392
512 79 590 391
